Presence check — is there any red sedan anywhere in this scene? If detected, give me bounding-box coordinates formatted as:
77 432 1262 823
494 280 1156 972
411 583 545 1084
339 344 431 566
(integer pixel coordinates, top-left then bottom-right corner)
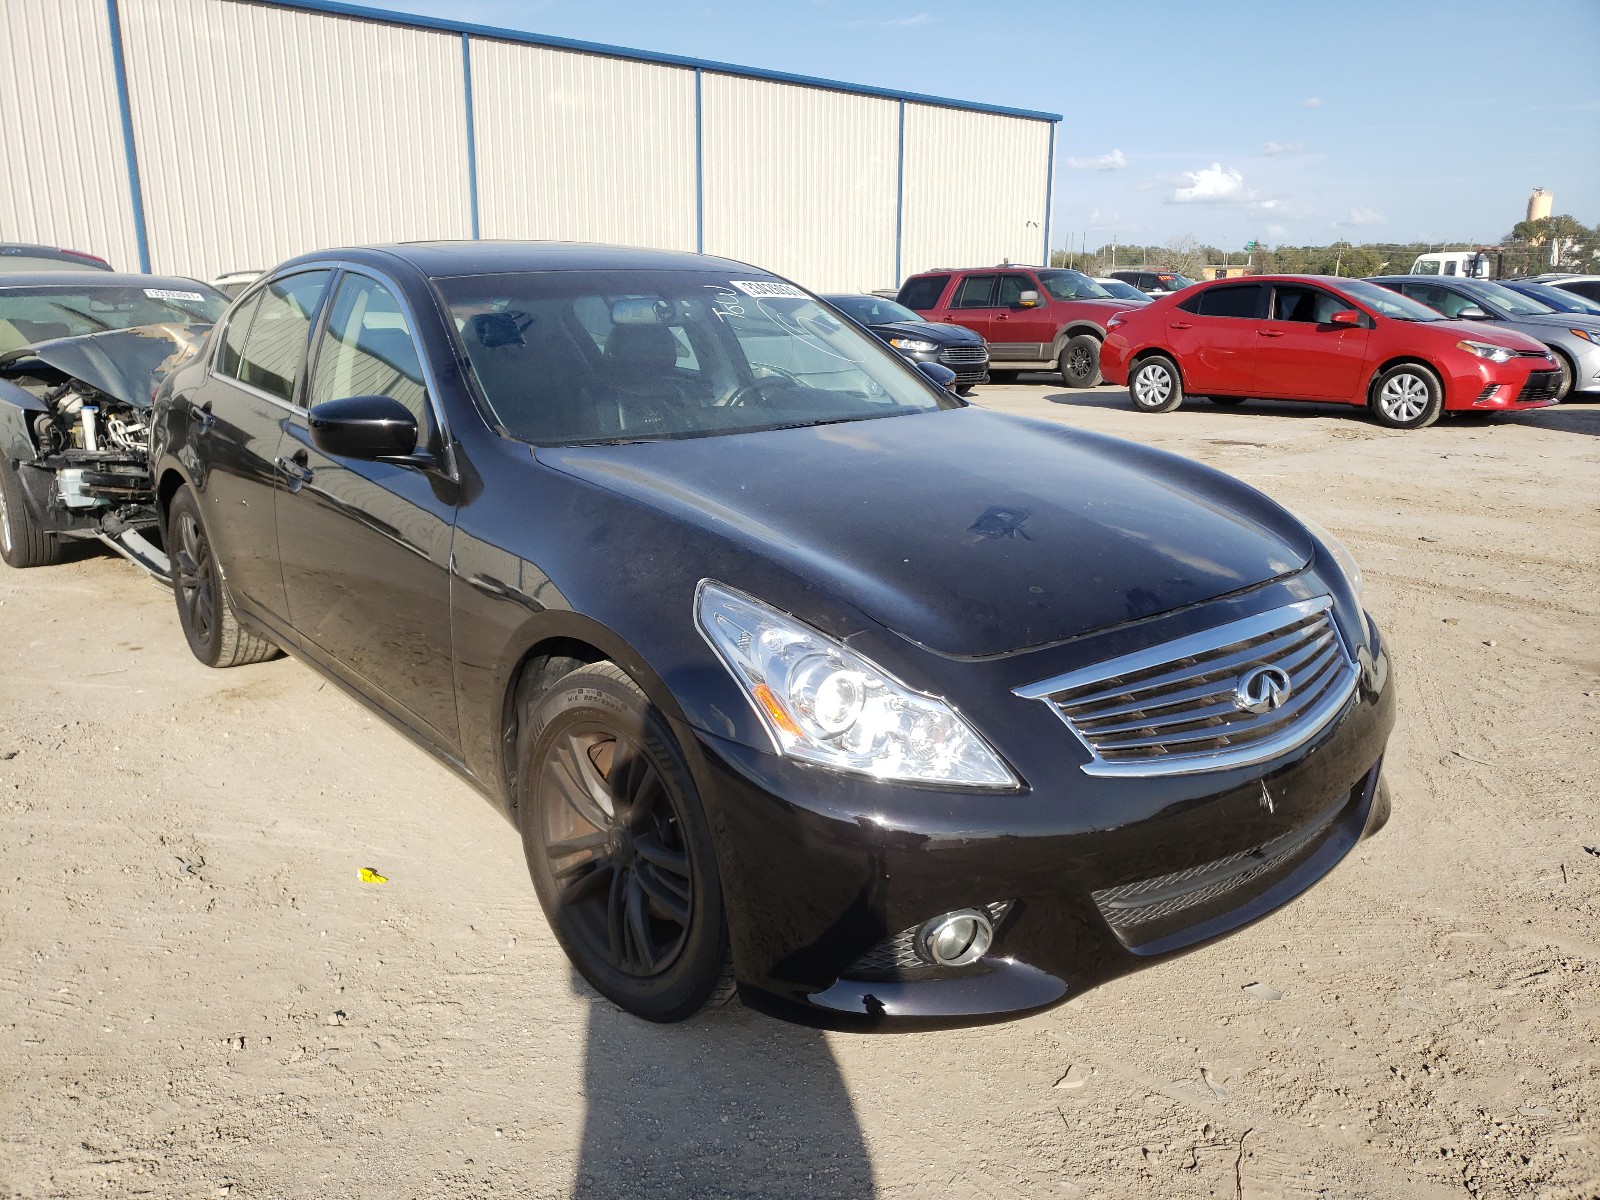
1099 275 1562 429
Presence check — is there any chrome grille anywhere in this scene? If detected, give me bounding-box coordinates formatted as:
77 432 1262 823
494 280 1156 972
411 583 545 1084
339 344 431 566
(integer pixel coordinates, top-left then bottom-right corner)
841 901 1013 977
1016 597 1357 777
938 345 989 365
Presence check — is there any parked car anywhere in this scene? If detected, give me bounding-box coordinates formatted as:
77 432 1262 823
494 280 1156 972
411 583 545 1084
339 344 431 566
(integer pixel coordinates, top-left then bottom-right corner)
822 293 988 392
1522 273 1600 306
896 266 1130 386
1368 275 1600 400
1101 274 1561 430
146 241 1394 1030
0 273 229 570
1108 269 1197 297
1 243 114 273
1092 277 1154 304
1497 279 1600 317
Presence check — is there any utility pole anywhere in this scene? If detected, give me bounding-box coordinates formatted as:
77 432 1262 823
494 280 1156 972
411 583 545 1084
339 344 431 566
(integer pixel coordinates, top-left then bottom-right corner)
1111 233 1117 269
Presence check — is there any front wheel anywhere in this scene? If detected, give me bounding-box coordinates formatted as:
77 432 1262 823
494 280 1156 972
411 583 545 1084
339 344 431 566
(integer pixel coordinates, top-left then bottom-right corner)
518 661 733 1022
1369 364 1443 430
1058 334 1103 388
0 457 63 569
1128 355 1183 413
1551 351 1574 402
168 485 281 667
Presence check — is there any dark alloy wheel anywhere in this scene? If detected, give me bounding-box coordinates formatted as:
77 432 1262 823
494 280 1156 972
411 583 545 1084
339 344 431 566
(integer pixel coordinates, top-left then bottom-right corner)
519 661 732 1022
1059 334 1103 389
167 485 280 668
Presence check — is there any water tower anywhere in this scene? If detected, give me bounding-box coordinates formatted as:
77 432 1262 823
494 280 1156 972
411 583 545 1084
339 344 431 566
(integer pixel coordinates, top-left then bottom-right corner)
1527 188 1553 223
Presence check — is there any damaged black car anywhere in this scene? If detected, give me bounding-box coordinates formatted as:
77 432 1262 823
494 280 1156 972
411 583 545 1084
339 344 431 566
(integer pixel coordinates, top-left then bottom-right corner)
0 274 227 572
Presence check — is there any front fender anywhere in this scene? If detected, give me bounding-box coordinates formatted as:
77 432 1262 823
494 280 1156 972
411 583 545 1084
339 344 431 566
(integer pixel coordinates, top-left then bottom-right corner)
0 379 46 462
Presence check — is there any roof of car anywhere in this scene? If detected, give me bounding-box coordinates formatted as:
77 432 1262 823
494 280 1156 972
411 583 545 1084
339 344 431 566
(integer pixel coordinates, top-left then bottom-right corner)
277 240 766 279
1367 274 1489 287
0 272 222 292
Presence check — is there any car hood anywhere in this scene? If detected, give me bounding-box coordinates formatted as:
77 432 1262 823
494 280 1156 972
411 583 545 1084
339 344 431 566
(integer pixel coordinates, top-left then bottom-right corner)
540 407 1313 658
1496 311 1600 336
872 320 984 346
1420 319 1551 353
0 323 212 408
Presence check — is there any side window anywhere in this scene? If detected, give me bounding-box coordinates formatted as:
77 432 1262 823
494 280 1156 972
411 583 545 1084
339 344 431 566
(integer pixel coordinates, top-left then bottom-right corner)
1414 260 1439 275
951 274 998 309
1402 285 1465 318
1443 261 1458 276
216 290 263 380
236 271 331 402
896 274 949 311
309 274 430 429
1196 283 1266 319
996 274 1033 306
1272 286 1343 323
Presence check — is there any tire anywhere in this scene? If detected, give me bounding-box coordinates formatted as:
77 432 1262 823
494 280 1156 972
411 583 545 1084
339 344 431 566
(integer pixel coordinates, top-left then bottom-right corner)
1128 355 1184 413
956 384 975 396
167 485 281 668
1206 395 1247 407
1369 363 1443 430
0 457 63 569
985 369 1021 384
1551 351 1574 402
517 661 734 1022
1058 334 1103 388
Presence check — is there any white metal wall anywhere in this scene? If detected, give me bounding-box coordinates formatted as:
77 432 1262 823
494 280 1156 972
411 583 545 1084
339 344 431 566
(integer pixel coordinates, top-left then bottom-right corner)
471 40 696 252
118 0 473 282
0 0 140 271
702 74 899 292
899 104 1052 281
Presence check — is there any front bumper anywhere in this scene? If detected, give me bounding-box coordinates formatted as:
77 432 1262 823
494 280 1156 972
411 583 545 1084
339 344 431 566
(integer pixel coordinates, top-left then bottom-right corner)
687 593 1396 1031
896 344 990 388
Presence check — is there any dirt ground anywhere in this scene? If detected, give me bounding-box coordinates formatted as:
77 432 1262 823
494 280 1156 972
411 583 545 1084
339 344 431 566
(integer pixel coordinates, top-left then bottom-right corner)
3 383 1598 1200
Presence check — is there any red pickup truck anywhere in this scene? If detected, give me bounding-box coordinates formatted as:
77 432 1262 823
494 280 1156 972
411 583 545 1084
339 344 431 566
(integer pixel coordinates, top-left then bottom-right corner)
896 266 1133 387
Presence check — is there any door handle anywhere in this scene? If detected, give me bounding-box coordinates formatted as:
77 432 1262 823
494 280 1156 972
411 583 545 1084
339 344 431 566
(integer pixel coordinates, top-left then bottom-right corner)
1258 330 1285 338
274 453 314 488
193 402 215 435
995 314 1011 321
1168 321 1192 330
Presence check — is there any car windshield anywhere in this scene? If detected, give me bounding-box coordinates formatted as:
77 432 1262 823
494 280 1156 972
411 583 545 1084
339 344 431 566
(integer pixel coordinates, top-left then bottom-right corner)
437 270 956 446
1469 280 1556 317
1156 274 1196 291
1037 270 1113 301
1340 279 1444 321
0 283 227 355
1510 283 1600 315
1096 279 1146 301
826 295 926 325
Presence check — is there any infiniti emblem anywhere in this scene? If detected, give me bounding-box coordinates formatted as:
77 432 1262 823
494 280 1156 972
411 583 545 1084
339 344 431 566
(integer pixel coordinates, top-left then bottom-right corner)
1235 665 1293 715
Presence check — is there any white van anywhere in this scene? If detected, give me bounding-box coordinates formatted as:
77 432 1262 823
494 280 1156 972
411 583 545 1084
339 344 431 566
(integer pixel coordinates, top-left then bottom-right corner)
1410 251 1496 279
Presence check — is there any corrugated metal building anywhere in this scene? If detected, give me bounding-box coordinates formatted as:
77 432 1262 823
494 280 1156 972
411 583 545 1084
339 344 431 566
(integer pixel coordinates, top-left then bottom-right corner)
0 0 1059 292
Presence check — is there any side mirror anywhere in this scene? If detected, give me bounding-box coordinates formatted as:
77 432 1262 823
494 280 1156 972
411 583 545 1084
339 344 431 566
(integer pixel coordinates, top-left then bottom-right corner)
1016 290 1043 308
1456 305 1490 320
915 361 958 393
308 395 422 462
1329 309 1363 327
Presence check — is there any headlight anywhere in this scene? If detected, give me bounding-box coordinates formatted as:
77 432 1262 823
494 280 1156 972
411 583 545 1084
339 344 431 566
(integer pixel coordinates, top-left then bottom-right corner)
1295 515 1363 606
887 337 939 353
1456 339 1514 363
695 581 1018 788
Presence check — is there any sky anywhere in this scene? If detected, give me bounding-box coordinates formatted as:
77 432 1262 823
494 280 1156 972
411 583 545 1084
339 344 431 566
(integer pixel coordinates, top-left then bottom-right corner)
375 0 1599 253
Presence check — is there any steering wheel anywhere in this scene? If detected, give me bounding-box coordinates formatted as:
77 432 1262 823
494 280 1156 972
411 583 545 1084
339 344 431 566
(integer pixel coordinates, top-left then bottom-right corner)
720 366 804 407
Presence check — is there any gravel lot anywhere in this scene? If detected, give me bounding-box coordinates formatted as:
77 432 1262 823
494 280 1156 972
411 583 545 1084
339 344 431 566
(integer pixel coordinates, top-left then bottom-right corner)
3 383 1597 1199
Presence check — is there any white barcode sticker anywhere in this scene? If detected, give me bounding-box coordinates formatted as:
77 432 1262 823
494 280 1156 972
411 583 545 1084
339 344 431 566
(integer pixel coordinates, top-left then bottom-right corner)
144 288 206 302
728 280 807 299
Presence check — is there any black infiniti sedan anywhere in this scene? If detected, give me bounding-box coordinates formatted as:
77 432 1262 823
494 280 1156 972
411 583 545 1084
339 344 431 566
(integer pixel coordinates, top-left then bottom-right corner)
147 242 1394 1030
823 293 989 392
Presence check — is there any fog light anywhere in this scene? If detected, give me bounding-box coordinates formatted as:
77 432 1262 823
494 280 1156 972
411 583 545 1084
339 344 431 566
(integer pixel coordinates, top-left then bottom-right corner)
915 908 994 966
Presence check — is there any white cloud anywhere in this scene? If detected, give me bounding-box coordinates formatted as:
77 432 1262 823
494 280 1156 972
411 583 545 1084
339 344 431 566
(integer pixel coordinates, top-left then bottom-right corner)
1169 163 1254 204
1303 97 1323 108
1266 223 1289 239
1063 148 1128 171
1262 140 1303 155
846 12 933 25
1333 207 1387 228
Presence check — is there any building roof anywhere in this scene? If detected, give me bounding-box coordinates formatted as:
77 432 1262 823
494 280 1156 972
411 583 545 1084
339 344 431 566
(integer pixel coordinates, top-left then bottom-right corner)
248 0 1062 123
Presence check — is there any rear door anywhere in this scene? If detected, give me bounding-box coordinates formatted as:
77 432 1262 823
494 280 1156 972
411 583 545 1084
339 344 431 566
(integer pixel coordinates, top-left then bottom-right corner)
1253 283 1372 400
274 269 461 750
941 273 999 344
1164 282 1266 395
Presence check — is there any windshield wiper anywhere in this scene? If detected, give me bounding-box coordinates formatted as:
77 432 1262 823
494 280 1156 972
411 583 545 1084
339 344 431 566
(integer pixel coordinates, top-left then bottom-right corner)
44 303 112 330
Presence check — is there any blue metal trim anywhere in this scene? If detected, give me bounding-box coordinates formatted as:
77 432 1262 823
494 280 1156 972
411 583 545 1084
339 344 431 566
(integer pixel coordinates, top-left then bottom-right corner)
105 0 150 272
894 100 906 286
245 0 1062 123
461 33 480 238
1042 120 1057 266
694 68 704 254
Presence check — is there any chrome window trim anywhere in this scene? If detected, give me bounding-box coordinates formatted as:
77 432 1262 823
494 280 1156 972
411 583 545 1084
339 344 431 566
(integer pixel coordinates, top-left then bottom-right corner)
1016 596 1358 778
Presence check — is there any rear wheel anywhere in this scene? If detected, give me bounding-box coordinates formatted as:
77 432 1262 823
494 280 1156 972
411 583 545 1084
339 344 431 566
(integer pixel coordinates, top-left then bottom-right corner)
1128 355 1183 413
168 485 281 667
0 457 63 569
518 661 733 1022
1206 395 1247 407
1059 334 1103 388
1369 363 1443 430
